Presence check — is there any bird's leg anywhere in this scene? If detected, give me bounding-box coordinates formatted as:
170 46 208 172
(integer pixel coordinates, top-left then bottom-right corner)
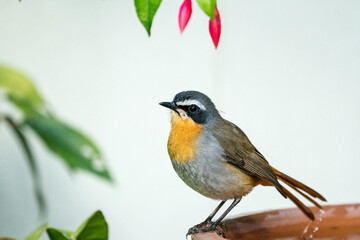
205 200 226 223
187 200 226 232
187 198 242 238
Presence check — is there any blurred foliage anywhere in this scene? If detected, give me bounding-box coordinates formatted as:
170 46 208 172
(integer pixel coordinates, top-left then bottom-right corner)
24 223 49 240
0 65 112 214
0 211 108 240
0 65 44 113
47 211 108 240
74 211 108 240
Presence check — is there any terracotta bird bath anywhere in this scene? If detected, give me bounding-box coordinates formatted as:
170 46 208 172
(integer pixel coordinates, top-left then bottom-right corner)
192 204 360 240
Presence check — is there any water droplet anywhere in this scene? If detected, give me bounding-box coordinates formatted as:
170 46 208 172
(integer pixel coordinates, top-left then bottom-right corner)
92 157 105 171
81 145 94 158
313 226 319 232
301 221 312 238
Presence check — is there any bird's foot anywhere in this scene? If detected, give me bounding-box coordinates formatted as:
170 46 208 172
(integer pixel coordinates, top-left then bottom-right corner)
186 221 226 238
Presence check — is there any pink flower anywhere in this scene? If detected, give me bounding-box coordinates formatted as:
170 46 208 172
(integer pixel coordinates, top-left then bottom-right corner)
209 6 221 49
178 0 192 34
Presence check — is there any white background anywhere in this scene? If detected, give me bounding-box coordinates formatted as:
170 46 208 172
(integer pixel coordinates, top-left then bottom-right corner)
0 0 359 239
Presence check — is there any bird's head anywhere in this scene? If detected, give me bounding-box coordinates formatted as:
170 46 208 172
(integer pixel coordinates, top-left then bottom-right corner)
160 90 220 126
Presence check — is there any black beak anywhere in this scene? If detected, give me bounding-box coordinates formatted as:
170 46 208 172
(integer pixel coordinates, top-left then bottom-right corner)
159 101 178 112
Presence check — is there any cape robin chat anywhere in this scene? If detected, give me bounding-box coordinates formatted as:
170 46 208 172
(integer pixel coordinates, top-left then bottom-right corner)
160 90 326 238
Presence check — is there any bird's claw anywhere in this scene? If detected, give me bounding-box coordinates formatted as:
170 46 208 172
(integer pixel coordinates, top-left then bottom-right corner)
186 221 226 239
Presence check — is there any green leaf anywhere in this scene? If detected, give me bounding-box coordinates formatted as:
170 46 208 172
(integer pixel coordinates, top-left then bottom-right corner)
0 65 44 114
46 229 73 240
5 116 47 215
134 0 162 36
24 113 112 181
46 211 108 240
0 65 111 181
75 211 108 240
24 223 49 240
196 0 216 19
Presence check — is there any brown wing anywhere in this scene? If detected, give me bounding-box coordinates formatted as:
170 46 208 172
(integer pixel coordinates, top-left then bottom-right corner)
212 118 287 198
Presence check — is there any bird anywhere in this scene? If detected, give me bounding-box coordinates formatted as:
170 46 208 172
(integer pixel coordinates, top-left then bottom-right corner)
159 90 326 238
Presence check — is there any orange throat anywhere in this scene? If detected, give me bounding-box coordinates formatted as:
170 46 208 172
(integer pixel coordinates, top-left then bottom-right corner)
167 112 203 163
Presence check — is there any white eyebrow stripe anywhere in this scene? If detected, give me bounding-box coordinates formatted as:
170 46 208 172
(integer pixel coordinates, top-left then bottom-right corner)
176 99 206 111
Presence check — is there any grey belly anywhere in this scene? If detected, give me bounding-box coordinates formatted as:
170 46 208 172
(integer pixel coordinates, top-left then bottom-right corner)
171 157 253 200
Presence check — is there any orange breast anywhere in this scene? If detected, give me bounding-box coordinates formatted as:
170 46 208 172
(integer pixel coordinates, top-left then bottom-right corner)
167 112 203 163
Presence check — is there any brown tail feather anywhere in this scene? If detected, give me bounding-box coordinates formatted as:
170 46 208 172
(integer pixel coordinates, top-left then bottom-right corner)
271 167 327 201
282 179 323 209
269 166 326 220
282 186 315 220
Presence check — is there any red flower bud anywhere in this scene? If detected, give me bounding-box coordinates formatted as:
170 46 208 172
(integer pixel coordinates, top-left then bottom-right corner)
178 0 192 34
209 6 221 49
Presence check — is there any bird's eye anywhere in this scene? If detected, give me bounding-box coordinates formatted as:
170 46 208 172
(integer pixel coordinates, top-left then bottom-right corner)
188 104 198 112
